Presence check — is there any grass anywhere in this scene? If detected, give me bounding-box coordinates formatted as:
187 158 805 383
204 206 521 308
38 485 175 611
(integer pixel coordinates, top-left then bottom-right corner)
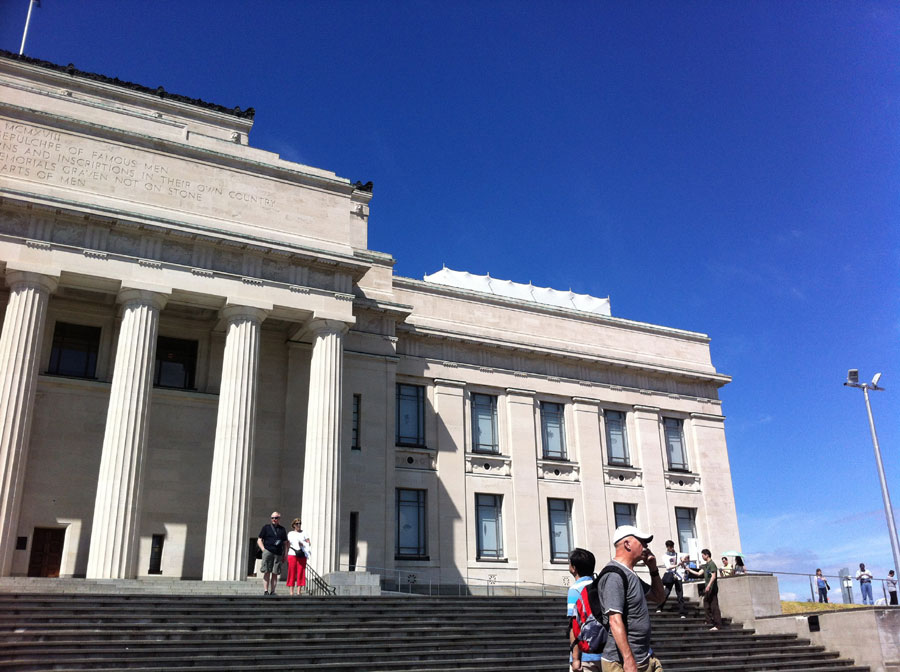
781 601 869 614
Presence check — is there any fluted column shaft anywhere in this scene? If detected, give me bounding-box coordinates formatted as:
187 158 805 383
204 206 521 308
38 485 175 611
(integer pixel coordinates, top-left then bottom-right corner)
86 289 167 579
300 319 347 574
202 305 267 581
0 271 58 576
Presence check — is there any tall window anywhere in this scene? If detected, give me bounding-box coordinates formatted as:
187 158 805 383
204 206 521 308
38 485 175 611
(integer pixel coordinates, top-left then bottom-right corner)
471 393 499 454
476 494 504 559
396 383 425 447
541 401 566 459
396 489 427 558
605 410 630 466
351 394 361 450
614 502 637 528
548 498 573 562
47 322 101 379
664 417 688 470
675 507 697 553
154 336 198 389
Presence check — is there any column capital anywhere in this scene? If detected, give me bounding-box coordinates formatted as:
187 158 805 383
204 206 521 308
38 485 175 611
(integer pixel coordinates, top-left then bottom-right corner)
220 304 269 324
5 270 59 294
117 288 168 311
306 318 350 337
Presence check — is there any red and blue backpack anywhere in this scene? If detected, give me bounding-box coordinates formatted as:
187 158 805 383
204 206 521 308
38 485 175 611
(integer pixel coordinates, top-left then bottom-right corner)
571 565 629 654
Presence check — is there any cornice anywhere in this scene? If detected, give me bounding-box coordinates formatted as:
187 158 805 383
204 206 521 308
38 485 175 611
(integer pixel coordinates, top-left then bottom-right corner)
393 276 711 344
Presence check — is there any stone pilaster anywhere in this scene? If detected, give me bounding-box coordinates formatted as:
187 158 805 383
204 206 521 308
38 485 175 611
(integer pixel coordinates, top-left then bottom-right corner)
202 305 267 581
0 271 58 576
86 288 167 579
300 319 347 574
633 405 670 538
506 388 542 581
434 379 466 583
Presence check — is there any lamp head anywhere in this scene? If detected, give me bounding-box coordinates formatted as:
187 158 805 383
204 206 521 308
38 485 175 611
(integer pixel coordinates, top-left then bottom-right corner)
847 369 859 385
872 372 882 387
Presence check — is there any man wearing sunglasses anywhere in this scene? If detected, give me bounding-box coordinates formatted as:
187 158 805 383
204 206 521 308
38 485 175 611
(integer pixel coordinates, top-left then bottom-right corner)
257 512 288 595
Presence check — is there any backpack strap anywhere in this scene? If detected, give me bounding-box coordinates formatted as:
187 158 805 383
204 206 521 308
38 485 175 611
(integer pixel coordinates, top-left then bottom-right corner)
593 564 630 628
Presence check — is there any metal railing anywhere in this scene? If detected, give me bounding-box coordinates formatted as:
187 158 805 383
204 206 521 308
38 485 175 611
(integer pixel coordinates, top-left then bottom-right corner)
304 564 337 596
337 563 569 597
715 568 897 605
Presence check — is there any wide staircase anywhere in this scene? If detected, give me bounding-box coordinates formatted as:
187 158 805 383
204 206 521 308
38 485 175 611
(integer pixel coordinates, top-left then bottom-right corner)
0 589 869 671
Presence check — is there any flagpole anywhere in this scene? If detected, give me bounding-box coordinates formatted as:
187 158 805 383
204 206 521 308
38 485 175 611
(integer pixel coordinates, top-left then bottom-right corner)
19 0 37 56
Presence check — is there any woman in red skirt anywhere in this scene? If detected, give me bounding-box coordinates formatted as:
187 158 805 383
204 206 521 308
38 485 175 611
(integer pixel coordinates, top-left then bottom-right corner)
286 517 310 595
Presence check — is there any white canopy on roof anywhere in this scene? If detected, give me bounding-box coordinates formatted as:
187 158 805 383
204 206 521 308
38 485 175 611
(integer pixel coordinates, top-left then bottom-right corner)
422 267 611 316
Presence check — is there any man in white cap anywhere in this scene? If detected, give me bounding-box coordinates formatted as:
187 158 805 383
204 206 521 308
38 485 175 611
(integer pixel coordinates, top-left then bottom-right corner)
594 525 665 672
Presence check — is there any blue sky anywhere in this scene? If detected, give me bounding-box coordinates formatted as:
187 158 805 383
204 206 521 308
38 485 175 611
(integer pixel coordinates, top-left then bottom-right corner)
2 0 898 602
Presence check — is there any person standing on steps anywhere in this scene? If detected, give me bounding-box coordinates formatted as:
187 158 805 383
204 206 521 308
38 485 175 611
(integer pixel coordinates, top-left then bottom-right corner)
855 563 874 605
286 517 311 596
595 525 666 672
567 548 597 671
656 540 686 618
257 511 288 596
685 549 722 631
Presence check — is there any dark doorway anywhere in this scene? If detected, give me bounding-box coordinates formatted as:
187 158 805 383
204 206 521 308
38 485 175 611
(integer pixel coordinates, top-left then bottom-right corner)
349 511 359 571
27 528 65 577
148 534 164 574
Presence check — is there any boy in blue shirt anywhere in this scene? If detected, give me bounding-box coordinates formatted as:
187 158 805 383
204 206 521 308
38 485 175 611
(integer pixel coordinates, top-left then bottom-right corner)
568 548 596 670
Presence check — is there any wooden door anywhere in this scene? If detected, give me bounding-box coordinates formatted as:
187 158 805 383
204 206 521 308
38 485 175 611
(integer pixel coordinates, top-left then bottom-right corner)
27 528 65 577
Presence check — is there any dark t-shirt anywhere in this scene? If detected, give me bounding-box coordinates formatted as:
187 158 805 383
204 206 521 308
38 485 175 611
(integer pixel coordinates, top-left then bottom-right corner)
258 523 288 554
702 560 718 594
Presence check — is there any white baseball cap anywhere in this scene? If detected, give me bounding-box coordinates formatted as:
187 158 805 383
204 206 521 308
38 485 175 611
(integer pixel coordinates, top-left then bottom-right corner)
612 525 653 545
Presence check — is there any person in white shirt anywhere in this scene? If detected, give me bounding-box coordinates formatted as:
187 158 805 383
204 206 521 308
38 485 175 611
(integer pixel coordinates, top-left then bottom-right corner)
656 540 686 618
886 569 897 606
286 517 311 596
855 562 874 605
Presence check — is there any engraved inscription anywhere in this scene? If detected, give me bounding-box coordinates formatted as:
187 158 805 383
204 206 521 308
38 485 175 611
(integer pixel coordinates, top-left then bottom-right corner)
0 120 276 211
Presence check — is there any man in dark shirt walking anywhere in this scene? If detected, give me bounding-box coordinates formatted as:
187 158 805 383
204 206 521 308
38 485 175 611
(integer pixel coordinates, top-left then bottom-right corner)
257 511 288 595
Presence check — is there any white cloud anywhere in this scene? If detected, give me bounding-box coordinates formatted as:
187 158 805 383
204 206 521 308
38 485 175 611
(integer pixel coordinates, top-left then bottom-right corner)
780 591 799 601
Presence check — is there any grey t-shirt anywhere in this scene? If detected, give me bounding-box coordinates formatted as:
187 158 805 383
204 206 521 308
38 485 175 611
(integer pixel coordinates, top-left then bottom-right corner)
599 560 653 664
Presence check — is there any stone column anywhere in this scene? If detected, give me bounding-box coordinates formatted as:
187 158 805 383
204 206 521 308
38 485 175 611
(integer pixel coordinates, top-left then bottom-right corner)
633 405 670 538
572 397 611 550
86 288 167 579
0 271 58 576
300 319 347 574
202 305 267 581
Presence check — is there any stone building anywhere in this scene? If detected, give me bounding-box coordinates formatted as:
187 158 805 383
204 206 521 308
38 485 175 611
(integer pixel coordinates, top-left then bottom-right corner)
0 52 741 586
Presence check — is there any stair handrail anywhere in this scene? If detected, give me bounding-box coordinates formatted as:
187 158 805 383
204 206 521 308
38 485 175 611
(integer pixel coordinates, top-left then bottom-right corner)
304 563 336 596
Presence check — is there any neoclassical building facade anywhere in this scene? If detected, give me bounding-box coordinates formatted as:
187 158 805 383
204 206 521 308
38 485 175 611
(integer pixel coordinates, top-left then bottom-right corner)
0 52 741 586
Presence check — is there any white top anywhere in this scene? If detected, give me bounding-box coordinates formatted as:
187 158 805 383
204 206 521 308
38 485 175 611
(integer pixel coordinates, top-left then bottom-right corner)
855 568 873 581
288 530 311 558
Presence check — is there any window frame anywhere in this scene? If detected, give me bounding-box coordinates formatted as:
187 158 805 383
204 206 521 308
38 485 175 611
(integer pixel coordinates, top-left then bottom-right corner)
540 401 567 460
475 493 504 560
153 335 198 390
663 417 689 471
396 383 426 447
395 488 428 559
674 507 697 554
547 498 574 562
604 409 630 466
47 321 101 379
613 502 637 528
351 393 361 450
471 392 499 454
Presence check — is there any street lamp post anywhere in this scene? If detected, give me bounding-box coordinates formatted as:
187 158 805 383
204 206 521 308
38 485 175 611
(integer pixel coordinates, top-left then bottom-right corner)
844 370 900 580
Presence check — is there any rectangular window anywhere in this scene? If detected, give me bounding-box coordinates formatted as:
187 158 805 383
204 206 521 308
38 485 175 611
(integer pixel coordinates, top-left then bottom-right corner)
476 493 504 559
548 498 573 562
47 322 101 379
148 534 164 575
396 489 427 558
614 502 637 528
351 394 361 450
396 384 425 447
471 393 499 454
605 410 630 466
541 401 566 460
664 417 688 471
675 507 697 553
154 336 198 390
349 511 359 571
